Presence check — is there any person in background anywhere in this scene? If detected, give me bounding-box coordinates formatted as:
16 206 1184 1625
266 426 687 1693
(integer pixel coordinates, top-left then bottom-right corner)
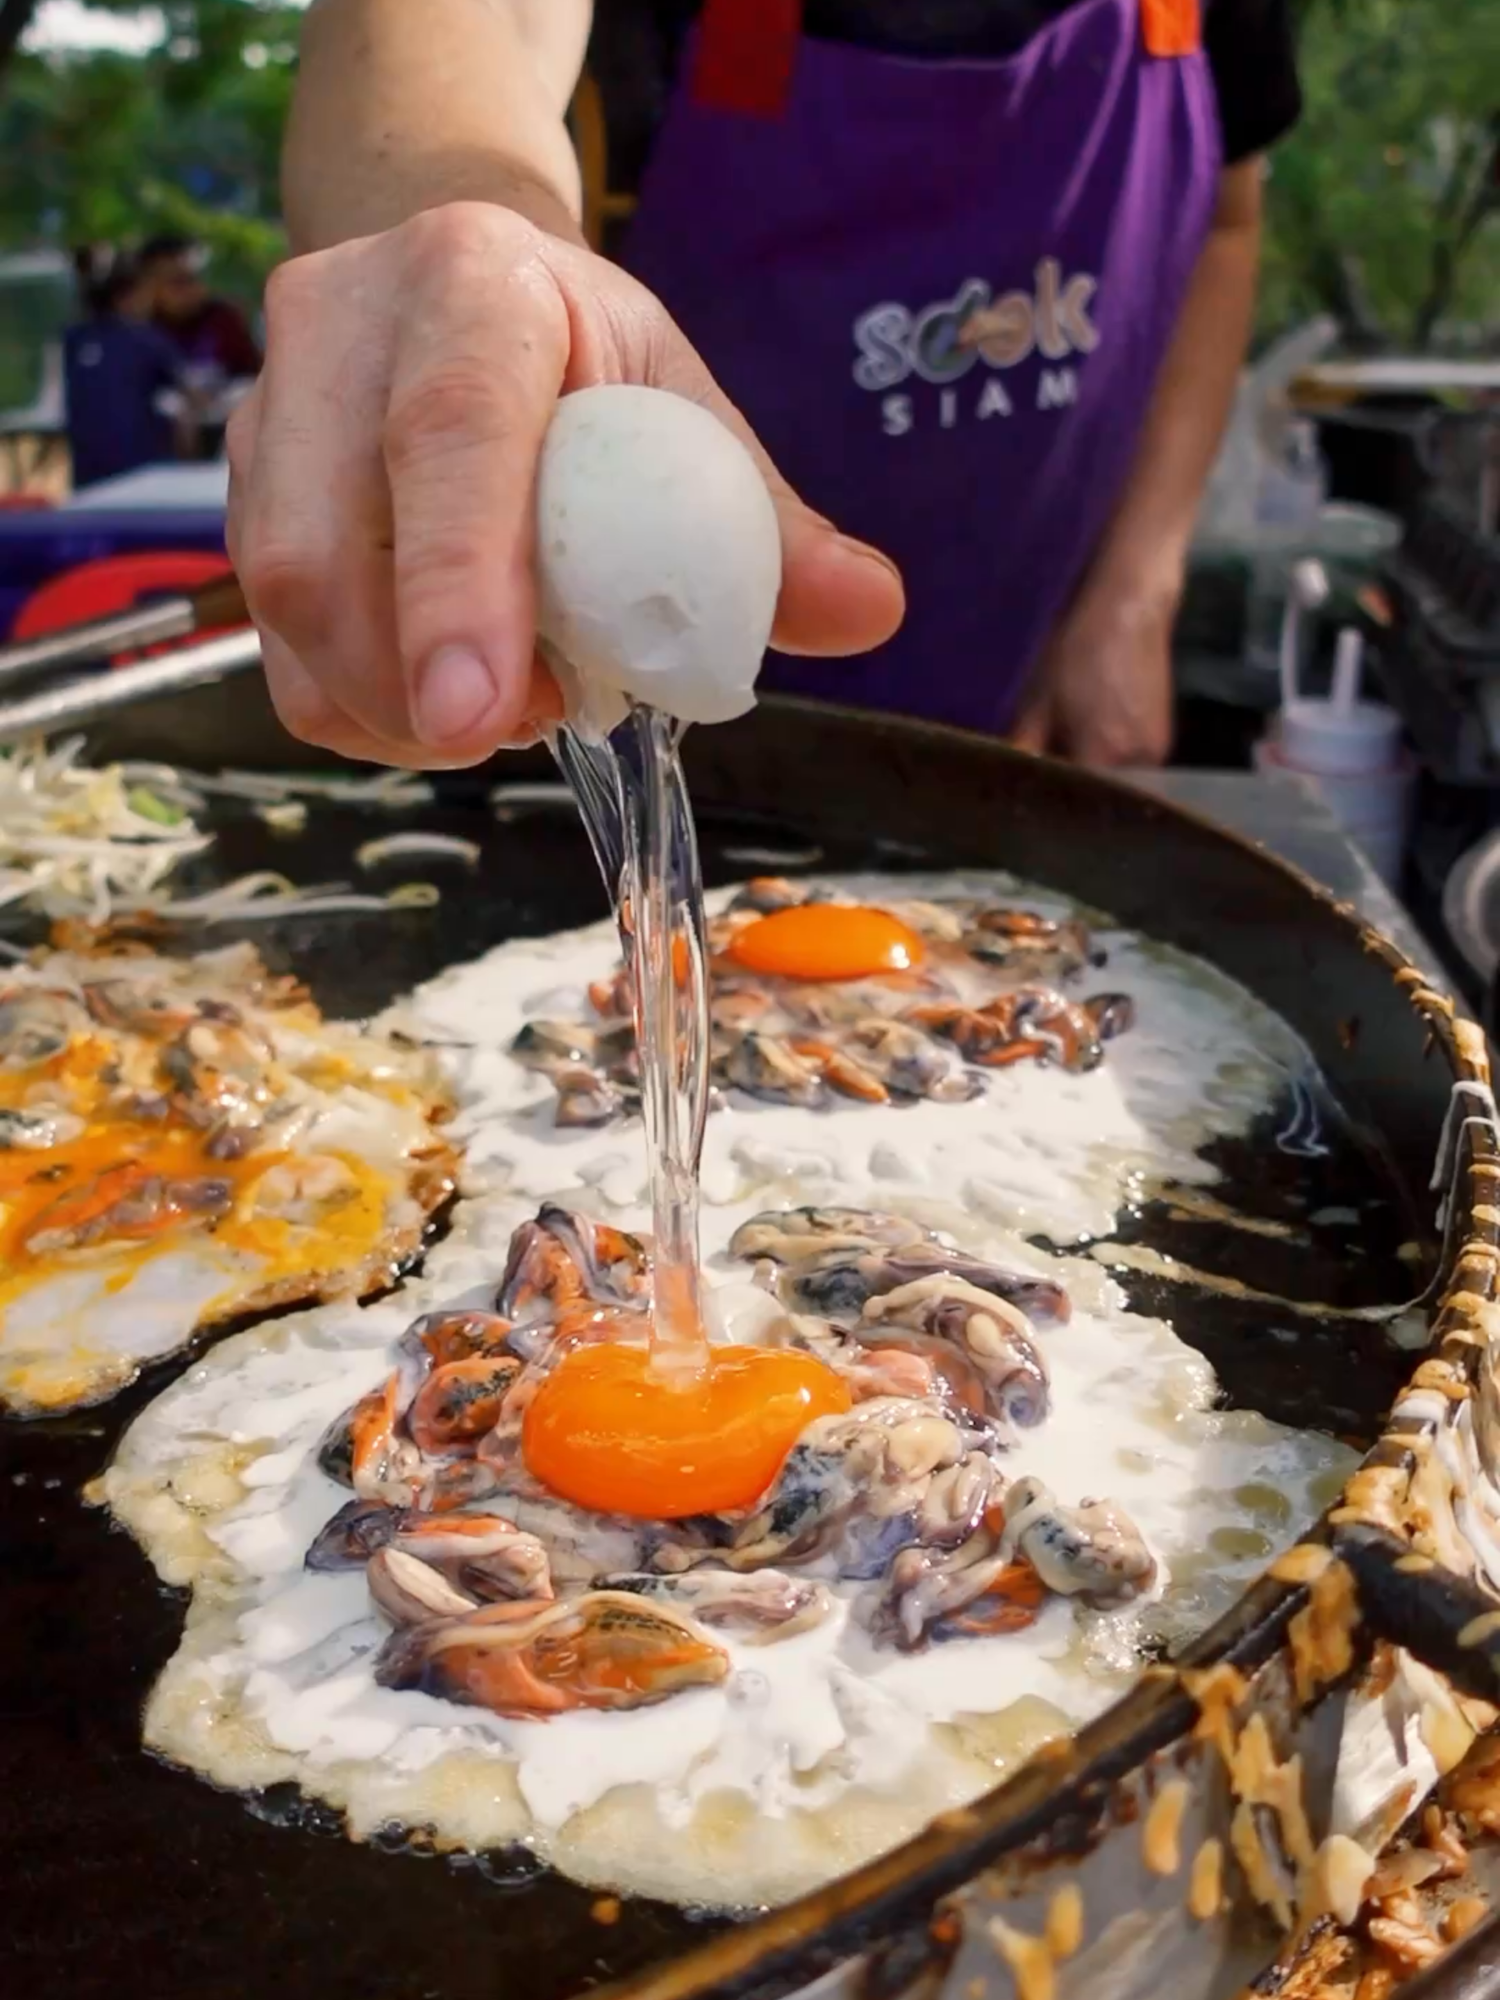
63 247 194 489
139 233 263 382
231 0 1300 770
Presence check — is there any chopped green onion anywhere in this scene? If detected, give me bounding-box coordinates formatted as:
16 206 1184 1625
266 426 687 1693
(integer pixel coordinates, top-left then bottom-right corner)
127 787 186 827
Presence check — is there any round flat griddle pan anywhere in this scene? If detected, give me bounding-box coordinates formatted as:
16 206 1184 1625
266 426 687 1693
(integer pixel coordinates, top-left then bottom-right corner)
0 691 1477 2000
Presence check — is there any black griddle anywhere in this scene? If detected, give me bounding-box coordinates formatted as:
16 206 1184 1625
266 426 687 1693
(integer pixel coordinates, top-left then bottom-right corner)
0 702 1478 2000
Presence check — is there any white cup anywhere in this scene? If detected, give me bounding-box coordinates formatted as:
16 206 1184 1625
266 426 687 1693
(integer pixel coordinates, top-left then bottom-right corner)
1254 735 1415 887
1277 697 1403 776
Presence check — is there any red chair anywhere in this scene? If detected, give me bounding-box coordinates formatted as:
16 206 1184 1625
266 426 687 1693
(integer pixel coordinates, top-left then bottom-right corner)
12 548 235 640
12 551 235 661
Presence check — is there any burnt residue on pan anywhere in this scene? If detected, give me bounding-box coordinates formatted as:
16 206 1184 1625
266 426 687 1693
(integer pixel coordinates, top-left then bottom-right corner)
0 727 1471 2000
1031 1091 1430 1442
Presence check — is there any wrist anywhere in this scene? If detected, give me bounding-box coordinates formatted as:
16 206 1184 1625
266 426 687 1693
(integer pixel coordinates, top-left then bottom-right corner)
287 0 586 252
459 161 587 248
1077 537 1187 623
285 148 587 255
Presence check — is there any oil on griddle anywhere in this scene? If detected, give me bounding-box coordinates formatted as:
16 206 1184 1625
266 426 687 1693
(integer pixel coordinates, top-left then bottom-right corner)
0 781 1429 2000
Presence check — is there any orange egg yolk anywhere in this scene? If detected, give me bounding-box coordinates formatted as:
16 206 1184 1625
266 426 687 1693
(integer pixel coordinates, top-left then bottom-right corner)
521 1342 852 1519
726 905 924 983
0 1125 229 1261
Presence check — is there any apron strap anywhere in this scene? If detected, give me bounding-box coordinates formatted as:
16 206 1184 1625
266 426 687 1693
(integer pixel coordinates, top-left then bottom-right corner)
1141 0 1203 58
692 0 803 119
693 2 1201 114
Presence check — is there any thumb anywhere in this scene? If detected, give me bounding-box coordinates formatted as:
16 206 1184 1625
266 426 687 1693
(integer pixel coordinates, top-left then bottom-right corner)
768 495 908 659
1007 689 1054 756
652 339 906 660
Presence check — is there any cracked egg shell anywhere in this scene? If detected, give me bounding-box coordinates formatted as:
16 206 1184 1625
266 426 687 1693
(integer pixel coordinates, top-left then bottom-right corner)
535 386 782 729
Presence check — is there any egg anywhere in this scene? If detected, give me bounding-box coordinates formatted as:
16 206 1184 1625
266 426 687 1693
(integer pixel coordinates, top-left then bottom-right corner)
727 904 925 982
535 386 782 729
522 1340 853 1519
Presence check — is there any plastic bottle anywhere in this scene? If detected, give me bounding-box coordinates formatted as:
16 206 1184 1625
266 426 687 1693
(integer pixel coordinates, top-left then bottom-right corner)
1243 420 1332 674
1255 627 1414 886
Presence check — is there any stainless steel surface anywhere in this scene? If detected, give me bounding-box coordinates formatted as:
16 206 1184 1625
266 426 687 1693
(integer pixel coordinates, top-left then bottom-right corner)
0 595 201 686
1128 764 1444 983
0 627 262 744
1443 825 1500 984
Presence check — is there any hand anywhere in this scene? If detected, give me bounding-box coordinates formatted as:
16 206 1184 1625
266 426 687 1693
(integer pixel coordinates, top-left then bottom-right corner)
1008 583 1177 768
228 202 905 768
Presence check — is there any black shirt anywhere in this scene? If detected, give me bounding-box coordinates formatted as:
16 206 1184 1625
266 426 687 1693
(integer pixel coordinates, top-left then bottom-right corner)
590 0 1301 200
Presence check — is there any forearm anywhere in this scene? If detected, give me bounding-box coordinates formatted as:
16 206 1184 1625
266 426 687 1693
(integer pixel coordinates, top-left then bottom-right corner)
1083 159 1264 607
284 0 591 251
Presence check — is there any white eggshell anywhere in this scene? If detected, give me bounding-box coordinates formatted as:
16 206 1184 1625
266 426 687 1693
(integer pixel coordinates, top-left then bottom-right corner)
535 386 782 727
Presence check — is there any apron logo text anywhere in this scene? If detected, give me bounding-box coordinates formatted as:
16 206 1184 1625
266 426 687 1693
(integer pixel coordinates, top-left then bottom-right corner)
853 260 1098 434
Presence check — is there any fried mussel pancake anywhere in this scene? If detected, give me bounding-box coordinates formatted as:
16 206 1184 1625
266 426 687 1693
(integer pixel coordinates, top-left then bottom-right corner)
0 937 454 1415
397 873 1314 1251
104 1199 1353 1909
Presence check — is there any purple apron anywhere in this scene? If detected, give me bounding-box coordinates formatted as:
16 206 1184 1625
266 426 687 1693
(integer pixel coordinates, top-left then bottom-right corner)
621 0 1223 732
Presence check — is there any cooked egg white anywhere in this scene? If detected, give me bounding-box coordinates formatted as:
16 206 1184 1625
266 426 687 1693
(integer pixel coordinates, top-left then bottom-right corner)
107 1193 1354 1907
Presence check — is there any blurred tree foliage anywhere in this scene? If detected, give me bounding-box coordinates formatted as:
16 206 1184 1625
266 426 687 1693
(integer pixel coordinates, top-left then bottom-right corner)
0 3 296 404
0 0 1496 412
1261 0 1500 348
1 3 296 288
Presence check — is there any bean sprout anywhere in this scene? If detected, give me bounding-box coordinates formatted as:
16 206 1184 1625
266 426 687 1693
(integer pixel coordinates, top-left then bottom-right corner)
254 802 310 834
0 740 441 925
154 875 441 922
188 767 433 808
490 782 577 813
356 832 480 868
0 737 211 919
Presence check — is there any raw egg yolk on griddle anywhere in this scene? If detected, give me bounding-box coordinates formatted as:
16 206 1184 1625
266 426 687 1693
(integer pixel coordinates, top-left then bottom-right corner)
726 905 923 982
522 1342 851 1519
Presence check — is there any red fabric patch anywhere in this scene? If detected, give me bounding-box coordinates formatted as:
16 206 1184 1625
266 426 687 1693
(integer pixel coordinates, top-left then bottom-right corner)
13 552 237 665
1141 0 1202 58
692 0 802 118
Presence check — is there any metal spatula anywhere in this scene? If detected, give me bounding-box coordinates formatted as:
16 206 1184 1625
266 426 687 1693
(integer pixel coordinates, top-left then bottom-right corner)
0 627 263 746
0 571 250 691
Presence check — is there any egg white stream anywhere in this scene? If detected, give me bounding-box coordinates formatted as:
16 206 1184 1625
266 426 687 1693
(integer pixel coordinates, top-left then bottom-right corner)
106 875 1359 1904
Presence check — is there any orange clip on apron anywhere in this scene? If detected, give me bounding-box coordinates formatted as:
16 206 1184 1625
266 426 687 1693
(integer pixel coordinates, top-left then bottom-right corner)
1141 0 1202 59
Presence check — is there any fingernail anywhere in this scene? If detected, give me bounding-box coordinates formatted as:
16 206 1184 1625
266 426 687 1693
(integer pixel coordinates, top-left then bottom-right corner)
834 533 902 581
414 646 498 746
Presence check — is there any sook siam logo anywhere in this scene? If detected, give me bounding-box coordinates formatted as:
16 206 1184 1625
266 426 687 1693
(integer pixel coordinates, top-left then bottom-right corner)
852 259 1099 435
